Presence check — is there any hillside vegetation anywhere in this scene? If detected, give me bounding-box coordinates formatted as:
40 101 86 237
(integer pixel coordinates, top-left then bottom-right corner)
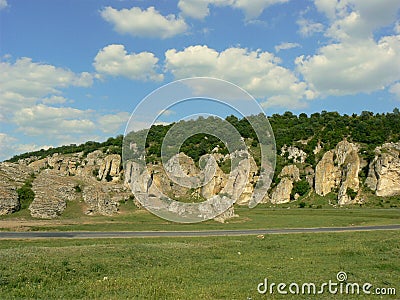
8 108 400 167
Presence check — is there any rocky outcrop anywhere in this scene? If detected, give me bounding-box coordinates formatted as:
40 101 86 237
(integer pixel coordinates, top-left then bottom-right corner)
0 185 19 215
366 143 400 197
271 177 293 204
315 151 340 196
270 165 300 204
29 170 77 218
280 165 300 181
0 162 32 215
337 147 360 205
98 154 121 181
82 184 119 215
315 140 360 205
2 135 399 220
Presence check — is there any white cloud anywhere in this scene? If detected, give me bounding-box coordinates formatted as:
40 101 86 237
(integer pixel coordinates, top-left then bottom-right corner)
41 95 69 104
165 45 312 108
296 36 400 96
389 82 400 99
0 133 53 161
315 0 400 41
0 57 93 123
178 0 217 20
233 0 290 20
0 0 7 10
296 1 400 97
297 18 324 37
100 6 188 39
178 0 289 20
0 57 92 99
94 44 163 81
98 112 131 134
275 42 300 52
13 104 96 136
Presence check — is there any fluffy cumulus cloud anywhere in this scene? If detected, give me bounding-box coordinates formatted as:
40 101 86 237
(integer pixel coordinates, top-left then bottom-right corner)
165 45 314 108
0 57 93 119
296 36 400 96
296 0 400 97
0 57 92 99
178 0 289 20
13 105 96 136
94 44 163 81
320 0 400 41
100 6 188 39
0 56 129 159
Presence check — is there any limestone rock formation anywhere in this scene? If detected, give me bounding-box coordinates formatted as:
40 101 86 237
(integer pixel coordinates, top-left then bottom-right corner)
270 177 293 204
315 140 360 205
0 185 19 215
337 146 360 205
0 162 33 215
270 165 300 204
315 151 340 196
82 184 119 215
366 142 400 197
98 154 121 181
280 165 300 181
29 170 78 218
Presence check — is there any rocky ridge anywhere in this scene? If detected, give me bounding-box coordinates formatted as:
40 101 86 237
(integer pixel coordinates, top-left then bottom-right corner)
0 139 399 220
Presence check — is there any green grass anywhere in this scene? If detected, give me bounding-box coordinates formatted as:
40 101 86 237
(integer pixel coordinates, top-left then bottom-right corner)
1 198 399 232
0 231 398 299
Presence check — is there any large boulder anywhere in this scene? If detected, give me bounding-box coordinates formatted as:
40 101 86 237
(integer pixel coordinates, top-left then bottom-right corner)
270 164 300 204
29 170 77 218
366 142 400 197
0 185 19 215
98 154 121 181
315 150 340 196
314 140 361 205
82 184 119 216
0 162 32 215
270 177 293 204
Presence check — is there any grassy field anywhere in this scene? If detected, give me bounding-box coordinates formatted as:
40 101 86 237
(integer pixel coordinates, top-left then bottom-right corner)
0 193 399 232
0 230 398 299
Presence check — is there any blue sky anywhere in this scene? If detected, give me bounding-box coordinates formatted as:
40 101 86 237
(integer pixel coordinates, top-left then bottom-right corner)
0 0 400 161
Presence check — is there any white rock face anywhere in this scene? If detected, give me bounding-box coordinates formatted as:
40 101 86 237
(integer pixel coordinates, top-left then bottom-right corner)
270 164 300 204
315 151 340 196
29 170 77 219
366 143 400 197
314 140 360 205
0 162 32 215
0 185 19 215
82 184 119 216
98 154 121 181
271 177 293 204
280 165 300 181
